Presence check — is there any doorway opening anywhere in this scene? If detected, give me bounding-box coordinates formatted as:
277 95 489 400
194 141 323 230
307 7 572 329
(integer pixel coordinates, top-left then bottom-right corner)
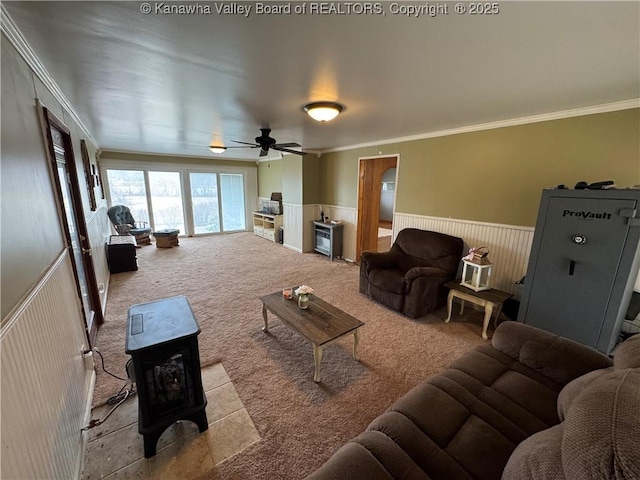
356 155 399 262
378 167 396 252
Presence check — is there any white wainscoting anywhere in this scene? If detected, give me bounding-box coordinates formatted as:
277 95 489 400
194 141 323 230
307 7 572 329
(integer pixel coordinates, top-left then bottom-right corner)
302 204 319 253
393 213 535 298
319 204 358 262
283 203 303 252
1 251 94 480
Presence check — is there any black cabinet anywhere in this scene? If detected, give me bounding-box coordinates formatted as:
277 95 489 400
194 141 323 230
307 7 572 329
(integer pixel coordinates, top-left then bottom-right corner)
107 235 137 273
314 221 343 261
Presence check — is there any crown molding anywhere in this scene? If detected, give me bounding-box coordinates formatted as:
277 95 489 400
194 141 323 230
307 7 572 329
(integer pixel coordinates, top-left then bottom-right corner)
1 5 99 147
325 99 640 154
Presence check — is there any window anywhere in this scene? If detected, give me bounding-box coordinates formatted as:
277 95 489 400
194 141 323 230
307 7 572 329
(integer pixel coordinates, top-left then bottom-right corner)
105 166 249 236
105 170 149 222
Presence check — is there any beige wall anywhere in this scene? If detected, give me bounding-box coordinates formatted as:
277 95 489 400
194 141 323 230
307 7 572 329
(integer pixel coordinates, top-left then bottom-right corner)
257 159 283 198
282 155 303 205
302 155 320 205
2 32 110 320
319 109 640 227
1 36 66 319
258 155 320 205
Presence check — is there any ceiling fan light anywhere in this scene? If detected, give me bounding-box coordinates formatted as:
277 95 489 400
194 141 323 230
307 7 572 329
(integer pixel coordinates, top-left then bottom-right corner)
209 146 226 154
303 102 344 122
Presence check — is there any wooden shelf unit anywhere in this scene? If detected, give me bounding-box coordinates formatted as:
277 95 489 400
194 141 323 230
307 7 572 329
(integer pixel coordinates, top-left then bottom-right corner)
253 212 283 243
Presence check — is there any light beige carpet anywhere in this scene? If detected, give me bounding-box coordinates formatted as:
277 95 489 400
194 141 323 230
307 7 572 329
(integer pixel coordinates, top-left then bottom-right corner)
95 232 488 479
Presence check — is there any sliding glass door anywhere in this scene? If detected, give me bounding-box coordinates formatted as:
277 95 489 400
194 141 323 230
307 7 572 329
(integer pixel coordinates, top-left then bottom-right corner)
190 172 220 234
148 171 185 232
220 174 246 231
189 172 245 233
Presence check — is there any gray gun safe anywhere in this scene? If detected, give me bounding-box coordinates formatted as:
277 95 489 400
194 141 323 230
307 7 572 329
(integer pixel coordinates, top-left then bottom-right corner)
518 189 640 354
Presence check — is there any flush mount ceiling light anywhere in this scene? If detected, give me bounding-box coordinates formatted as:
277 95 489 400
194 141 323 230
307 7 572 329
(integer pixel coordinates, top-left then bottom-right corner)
303 102 344 122
209 146 226 154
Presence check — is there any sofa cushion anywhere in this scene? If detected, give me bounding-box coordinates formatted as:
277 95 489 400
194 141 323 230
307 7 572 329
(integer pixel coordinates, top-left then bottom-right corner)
391 229 463 274
501 424 566 480
306 430 432 480
613 333 640 369
556 368 613 421
557 334 640 421
448 345 562 429
561 369 640 480
306 441 396 480
492 322 613 385
369 269 406 295
367 410 475 480
505 368 640 480
354 431 432 480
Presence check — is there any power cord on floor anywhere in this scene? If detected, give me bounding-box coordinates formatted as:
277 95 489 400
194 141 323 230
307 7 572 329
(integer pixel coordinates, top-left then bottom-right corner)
82 386 136 431
92 348 127 381
81 352 137 431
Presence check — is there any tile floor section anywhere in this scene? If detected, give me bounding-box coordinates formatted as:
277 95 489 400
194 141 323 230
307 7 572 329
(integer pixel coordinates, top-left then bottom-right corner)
82 364 260 479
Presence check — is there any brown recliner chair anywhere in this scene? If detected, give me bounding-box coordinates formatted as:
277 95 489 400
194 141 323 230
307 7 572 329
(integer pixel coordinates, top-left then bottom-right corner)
359 229 463 318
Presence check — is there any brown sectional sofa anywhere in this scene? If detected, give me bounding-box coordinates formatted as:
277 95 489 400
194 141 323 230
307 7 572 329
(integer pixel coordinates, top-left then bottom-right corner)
307 322 640 480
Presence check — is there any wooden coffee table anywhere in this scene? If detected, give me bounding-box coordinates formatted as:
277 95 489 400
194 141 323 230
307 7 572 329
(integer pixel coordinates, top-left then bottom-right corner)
259 291 364 382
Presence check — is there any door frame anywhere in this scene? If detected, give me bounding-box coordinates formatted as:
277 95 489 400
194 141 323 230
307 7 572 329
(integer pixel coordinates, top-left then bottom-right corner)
355 154 399 262
39 104 103 347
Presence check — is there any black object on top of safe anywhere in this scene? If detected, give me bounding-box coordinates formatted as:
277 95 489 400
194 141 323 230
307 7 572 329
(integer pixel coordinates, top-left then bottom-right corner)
125 295 200 353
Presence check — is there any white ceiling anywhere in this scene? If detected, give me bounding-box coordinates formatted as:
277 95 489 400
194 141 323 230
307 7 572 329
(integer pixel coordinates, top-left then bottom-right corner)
3 1 639 160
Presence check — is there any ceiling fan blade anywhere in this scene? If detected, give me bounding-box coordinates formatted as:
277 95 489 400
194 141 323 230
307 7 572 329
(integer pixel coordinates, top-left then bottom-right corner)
219 145 261 149
272 146 306 156
231 140 260 146
274 142 301 148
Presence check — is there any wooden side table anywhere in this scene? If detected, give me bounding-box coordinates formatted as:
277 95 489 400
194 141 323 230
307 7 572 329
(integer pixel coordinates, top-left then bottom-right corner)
444 280 513 340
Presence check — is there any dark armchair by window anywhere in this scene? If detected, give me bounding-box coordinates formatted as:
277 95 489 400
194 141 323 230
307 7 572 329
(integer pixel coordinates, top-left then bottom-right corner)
359 229 463 318
107 205 152 245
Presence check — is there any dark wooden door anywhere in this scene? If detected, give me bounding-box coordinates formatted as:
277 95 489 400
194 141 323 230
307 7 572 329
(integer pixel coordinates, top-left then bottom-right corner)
42 107 103 347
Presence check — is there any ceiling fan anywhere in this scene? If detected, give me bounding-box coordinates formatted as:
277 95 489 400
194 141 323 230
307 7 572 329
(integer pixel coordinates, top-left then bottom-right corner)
210 128 306 157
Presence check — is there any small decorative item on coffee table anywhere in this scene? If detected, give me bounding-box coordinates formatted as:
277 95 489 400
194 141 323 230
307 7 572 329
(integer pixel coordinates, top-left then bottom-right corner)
295 285 314 309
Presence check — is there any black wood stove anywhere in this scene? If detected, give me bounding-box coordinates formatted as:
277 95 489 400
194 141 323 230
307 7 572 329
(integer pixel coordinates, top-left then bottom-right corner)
125 295 208 457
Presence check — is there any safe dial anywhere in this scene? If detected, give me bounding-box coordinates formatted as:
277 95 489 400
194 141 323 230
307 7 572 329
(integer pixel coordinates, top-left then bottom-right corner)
571 234 587 245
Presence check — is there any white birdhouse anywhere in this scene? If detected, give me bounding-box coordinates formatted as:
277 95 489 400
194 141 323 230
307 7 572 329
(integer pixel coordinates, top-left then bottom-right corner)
461 247 493 292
